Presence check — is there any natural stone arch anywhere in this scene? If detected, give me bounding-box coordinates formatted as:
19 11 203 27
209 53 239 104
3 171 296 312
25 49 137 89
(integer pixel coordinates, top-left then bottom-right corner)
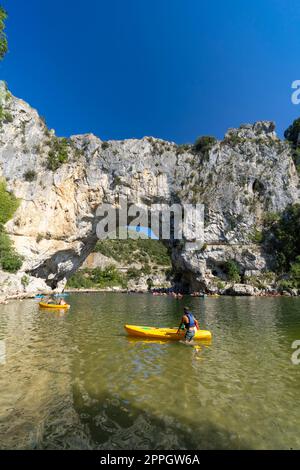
0 82 299 296
27 198 182 290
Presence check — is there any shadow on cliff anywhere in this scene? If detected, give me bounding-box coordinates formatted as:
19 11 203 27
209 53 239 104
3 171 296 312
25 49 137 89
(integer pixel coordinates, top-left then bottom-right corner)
29 241 98 288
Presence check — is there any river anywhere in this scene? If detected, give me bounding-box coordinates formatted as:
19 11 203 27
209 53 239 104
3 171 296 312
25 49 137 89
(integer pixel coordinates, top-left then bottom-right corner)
0 293 299 449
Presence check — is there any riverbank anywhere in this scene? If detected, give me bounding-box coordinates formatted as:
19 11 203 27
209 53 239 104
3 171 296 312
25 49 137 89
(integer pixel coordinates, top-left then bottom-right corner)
65 279 300 297
65 286 300 297
0 282 299 305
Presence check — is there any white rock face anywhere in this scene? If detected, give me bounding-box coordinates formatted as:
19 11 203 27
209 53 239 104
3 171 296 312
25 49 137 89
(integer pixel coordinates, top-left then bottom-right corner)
225 284 256 296
81 253 118 270
0 81 299 295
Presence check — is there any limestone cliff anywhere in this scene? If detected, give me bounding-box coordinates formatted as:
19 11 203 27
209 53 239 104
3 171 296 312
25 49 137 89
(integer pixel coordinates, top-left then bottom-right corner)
0 81 299 298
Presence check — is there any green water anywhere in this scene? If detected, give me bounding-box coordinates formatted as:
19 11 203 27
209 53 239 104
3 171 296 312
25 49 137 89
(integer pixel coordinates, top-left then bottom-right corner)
0 293 299 450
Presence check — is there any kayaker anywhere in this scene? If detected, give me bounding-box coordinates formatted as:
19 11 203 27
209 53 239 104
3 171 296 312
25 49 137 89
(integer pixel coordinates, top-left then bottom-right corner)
177 307 199 342
43 295 55 305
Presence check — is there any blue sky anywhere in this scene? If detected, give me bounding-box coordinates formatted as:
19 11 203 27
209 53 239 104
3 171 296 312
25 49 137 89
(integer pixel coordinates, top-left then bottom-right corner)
1 0 300 142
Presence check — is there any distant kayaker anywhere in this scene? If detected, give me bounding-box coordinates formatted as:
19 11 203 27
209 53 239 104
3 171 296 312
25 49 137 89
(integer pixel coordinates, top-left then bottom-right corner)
177 307 199 342
44 295 55 305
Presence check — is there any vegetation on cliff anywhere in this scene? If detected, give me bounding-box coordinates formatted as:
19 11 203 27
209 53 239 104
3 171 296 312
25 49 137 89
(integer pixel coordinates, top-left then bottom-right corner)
224 260 241 283
47 137 70 171
284 117 300 172
94 239 171 266
0 181 23 273
240 204 300 290
263 204 300 288
66 266 127 289
0 6 7 61
193 136 217 155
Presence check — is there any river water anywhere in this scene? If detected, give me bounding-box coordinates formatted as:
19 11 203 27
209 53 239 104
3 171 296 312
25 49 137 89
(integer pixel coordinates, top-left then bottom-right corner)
0 293 299 449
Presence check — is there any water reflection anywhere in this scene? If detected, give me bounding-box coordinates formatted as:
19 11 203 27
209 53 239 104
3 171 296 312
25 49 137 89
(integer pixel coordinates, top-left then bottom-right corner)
0 294 299 449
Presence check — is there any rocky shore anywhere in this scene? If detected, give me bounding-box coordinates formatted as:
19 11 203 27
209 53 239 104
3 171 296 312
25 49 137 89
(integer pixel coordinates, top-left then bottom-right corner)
0 284 298 305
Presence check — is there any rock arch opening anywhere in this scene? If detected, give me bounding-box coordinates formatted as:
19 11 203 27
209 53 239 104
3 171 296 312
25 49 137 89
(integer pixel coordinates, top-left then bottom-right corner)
29 216 176 291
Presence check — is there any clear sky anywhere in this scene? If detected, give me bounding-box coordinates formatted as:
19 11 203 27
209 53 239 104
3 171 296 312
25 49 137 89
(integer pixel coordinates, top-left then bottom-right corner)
1 0 300 143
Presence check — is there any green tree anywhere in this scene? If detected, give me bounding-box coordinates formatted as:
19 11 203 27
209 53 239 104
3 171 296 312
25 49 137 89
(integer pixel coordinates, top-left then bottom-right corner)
284 117 300 146
0 181 23 273
284 118 300 171
193 136 216 154
290 257 300 288
0 6 8 61
266 204 300 273
0 180 19 225
47 138 70 171
224 260 241 283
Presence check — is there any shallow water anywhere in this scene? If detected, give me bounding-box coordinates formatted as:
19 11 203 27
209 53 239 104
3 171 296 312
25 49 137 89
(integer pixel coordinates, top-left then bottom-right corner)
0 293 299 449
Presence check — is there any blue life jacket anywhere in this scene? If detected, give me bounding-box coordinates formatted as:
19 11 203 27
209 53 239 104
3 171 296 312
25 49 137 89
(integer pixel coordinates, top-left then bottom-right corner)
185 312 195 329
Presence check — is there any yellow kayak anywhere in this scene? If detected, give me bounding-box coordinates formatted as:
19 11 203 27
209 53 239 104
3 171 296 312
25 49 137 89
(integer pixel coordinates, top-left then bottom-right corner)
124 324 212 341
39 302 70 309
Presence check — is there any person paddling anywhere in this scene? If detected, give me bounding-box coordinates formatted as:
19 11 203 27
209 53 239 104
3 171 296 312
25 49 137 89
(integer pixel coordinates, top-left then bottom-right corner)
177 307 199 342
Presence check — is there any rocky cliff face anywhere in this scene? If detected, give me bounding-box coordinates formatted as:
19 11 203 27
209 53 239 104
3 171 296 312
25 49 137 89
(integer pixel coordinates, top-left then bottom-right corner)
0 81 299 298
